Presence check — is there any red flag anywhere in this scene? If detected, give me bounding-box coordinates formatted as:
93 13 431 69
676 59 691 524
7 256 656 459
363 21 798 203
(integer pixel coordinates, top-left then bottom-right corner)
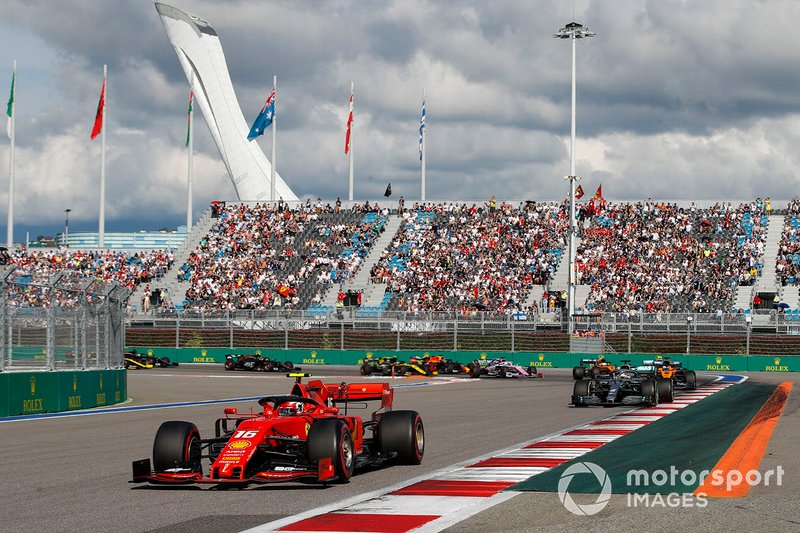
575 185 584 199
344 87 353 154
592 185 603 200
91 76 106 140
470 287 479 299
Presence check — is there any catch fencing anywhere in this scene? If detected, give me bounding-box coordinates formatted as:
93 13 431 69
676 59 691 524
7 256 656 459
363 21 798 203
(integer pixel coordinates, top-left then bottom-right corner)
0 266 128 371
127 308 800 356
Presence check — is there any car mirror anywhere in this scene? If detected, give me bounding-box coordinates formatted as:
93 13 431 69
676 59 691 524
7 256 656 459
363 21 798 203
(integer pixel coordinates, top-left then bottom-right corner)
224 407 238 416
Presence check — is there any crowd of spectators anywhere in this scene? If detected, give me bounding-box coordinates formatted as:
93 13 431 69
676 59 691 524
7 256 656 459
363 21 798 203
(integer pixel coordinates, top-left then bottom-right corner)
371 200 568 315
2 197 785 315
577 200 767 313
0 248 174 307
777 196 800 285
181 202 388 311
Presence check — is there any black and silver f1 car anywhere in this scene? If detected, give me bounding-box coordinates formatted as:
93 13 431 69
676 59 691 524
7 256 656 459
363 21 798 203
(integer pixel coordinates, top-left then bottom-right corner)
571 366 673 407
224 354 299 372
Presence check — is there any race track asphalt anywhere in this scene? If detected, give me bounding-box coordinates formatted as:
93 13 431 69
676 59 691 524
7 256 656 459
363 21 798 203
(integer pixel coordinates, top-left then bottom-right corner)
443 372 800 533
1 367 795 533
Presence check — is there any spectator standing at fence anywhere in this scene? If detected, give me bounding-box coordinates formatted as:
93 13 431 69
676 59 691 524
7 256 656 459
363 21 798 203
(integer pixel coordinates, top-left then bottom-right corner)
143 285 151 313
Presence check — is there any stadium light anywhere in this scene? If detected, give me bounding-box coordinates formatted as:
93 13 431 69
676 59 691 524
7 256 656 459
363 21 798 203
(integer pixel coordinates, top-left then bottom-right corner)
554 21 595 334
64 209 72 248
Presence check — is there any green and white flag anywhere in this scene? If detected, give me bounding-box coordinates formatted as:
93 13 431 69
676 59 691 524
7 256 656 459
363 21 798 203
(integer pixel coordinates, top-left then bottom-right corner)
185 89 193 147
6 70 14 139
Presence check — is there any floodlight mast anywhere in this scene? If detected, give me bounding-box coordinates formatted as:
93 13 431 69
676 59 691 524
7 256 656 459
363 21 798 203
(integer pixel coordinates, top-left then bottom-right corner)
554 22 595 335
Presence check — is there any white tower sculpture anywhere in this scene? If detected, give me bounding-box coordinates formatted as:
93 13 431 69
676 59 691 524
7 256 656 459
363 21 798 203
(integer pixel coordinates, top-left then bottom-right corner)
155 2 298 201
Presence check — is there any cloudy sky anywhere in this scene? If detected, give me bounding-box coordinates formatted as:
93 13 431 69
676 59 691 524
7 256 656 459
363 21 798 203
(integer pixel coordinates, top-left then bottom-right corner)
1 0 800 239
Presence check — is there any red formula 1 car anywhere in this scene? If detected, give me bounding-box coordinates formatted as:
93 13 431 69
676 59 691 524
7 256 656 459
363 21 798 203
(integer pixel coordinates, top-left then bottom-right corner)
131 374 424 486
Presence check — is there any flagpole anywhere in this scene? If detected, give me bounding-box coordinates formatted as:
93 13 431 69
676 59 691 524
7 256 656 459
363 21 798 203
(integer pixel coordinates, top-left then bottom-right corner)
6 60 15 249
348 81 354 202
270 75 277 202
420 88 426 202
99 64 106 248
187 72 194 230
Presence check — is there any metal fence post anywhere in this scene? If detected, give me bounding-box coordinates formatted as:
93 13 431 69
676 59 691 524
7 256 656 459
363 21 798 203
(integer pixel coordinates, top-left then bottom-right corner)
686 316 692 355
284 318 289 349
47 273 65 371
511 318 515 352
229 311 234 349
340 322 344 350
627 321 632 354
396 321 400 351
0 271 6 372
175 312 180 348
746 317 751 356
453 314 458 351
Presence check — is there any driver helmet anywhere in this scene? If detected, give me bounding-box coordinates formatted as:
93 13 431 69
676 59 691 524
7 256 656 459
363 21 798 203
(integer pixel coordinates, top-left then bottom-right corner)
278 401 304 417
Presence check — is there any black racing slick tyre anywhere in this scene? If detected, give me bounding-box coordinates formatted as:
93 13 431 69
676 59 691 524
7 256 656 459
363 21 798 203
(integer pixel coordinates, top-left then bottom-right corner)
379 410 424 465
224 360 235 371
307 419 354 483
573 379 591 396
528 366 538 378
572 379 591 407
360 363 372 376
686 370 697 390
572 366 585 380
152 421 202 473
284 361 294 369
641 379 658 406
468 363 482 379
656 378 674 403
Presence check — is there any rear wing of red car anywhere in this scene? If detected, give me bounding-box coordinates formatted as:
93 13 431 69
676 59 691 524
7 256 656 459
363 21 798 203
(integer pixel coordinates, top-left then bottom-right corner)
289 375 394 410
325 382 393 409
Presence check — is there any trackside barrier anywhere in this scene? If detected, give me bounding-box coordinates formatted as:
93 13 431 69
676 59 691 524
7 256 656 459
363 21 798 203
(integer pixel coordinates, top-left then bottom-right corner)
124 348 800 373
0 369 126 417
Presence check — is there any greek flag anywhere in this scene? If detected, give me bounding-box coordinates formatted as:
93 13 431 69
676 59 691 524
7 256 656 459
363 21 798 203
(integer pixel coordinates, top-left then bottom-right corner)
419 98 426 161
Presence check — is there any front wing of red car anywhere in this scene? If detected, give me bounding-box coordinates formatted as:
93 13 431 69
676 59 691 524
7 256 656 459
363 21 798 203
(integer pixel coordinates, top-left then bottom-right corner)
131 457 335 485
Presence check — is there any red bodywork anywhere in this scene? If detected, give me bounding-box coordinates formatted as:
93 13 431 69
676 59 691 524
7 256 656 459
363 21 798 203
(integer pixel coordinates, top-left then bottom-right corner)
132 378 394 485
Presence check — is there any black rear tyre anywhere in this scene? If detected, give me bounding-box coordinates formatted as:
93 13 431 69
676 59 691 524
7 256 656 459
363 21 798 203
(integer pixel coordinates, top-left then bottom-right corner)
468 363 482 379
307 419 354 483
686 370 697 390
572 366 585 380
224 360 235 371
284 361 294 369
379 410 424 464
152 421 202 473
360 363 372 376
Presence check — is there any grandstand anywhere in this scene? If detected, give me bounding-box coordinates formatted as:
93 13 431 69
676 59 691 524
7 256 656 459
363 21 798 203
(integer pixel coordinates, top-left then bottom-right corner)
123 197 795 318
11 197 800 319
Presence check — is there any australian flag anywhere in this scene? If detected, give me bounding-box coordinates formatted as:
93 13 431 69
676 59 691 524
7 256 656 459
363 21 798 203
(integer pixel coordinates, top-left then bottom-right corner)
247 89 275 141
